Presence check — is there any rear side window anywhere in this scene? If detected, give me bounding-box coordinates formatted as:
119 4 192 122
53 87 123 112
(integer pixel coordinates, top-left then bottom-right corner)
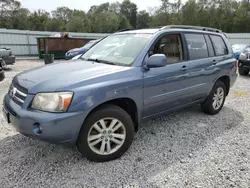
185 34 208 60
210 35 228 56
204 35 215 57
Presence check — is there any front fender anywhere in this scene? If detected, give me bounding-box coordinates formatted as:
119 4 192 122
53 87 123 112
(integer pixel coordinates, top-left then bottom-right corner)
68 77 144 120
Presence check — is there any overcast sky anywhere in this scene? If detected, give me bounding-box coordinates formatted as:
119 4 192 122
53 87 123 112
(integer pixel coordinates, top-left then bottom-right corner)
18 0 162 12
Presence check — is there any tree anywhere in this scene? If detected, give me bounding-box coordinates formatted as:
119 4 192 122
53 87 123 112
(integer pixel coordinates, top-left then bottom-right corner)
28 10 50 31
72 9 86 17
149 11 167 27
45 19 65 32
109 2 121 13
137 10 150 29
181 0 199 25
66 16 87 32
52 7 73 24
118 14 131 30
1 0 250 33
89 3 110 14
160 0 171 25
0 0 21 28
10 8 30 30
120 0 138 28
89 12 120 33
233 0 250 32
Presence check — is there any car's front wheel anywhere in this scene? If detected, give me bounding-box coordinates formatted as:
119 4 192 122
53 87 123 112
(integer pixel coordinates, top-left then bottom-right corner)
201 80 226 115
77 104 134 162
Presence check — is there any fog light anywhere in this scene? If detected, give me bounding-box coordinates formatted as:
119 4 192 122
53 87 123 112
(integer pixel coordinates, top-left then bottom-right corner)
239 62 243 67
33 123 42 135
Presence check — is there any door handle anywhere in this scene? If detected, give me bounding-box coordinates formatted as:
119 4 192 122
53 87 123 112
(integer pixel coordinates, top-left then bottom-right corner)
180 65 189 71
212 60 217 65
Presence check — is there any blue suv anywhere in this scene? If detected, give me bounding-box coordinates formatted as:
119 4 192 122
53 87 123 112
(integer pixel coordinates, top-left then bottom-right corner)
2 25 238 162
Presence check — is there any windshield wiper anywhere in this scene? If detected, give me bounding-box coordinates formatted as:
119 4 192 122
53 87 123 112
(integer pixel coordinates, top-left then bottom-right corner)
85 58 116 65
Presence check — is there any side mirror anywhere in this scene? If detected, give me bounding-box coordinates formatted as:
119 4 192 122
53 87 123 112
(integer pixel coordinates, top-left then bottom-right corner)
147 54 167 68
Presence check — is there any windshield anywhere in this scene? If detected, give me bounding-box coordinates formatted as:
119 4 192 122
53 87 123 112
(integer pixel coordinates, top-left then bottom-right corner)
81 34 153 66
232 44 247 52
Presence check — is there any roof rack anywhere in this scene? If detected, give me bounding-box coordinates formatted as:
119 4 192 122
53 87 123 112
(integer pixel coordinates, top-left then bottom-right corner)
115 29 135 33
160 25 222 33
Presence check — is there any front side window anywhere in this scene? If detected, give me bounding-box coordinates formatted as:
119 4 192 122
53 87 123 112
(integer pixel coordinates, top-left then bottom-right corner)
210 35 228 56
185 34 209 60
81 34 153 66
151 34 183 63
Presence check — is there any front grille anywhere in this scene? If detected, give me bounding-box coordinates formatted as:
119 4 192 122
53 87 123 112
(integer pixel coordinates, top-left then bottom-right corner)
9 82 28 106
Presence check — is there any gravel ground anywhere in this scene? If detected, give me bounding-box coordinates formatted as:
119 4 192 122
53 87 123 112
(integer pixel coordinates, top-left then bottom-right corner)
0 60 250 188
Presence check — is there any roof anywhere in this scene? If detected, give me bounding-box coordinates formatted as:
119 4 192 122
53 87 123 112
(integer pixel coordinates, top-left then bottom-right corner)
116 28 224 36
118 29 159 34
116 25 224 35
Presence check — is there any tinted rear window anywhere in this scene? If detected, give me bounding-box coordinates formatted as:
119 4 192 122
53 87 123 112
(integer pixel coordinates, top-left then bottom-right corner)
210 35 228 56
185 34 208 60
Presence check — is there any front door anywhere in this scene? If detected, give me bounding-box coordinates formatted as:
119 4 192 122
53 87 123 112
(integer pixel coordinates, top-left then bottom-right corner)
143 33 192 118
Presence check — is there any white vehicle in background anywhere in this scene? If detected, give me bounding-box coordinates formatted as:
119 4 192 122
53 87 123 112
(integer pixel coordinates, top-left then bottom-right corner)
0 48 15 69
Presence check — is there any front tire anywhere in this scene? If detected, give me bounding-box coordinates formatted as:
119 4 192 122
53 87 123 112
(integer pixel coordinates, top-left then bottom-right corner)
201 81 226 115
238 67 249 75
77 104 134 162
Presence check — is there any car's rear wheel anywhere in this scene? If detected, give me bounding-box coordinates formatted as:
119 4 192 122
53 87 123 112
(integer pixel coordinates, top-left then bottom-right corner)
201 81 226 115
238 67 249 75
77 104 134 162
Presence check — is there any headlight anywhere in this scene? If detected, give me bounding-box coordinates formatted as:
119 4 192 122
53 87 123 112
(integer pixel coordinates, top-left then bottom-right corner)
31 92 73 112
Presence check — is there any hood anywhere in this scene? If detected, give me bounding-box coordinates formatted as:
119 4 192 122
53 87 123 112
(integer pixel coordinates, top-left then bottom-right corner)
67 47 87 53
15 60 127 94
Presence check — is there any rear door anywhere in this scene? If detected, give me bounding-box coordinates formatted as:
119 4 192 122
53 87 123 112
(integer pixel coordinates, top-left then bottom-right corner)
209 34 232 82
184 33 219 101
209 34 230 65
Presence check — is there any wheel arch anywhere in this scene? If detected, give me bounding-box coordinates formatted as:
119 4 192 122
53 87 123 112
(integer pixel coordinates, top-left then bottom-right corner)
82 97 139 132
216 75 230 96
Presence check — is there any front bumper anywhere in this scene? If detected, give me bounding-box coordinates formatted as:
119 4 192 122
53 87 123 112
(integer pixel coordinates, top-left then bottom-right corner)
3 55 15 65
0 69 4 81
2 94 86 145
238 59 250 69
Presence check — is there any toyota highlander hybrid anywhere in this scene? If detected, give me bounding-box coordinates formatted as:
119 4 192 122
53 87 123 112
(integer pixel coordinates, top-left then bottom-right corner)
3 25 237 162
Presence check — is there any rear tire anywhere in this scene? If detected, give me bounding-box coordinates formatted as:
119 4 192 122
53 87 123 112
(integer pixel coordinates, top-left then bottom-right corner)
77 104 134 162
201 81 226 115
239 67 249 75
